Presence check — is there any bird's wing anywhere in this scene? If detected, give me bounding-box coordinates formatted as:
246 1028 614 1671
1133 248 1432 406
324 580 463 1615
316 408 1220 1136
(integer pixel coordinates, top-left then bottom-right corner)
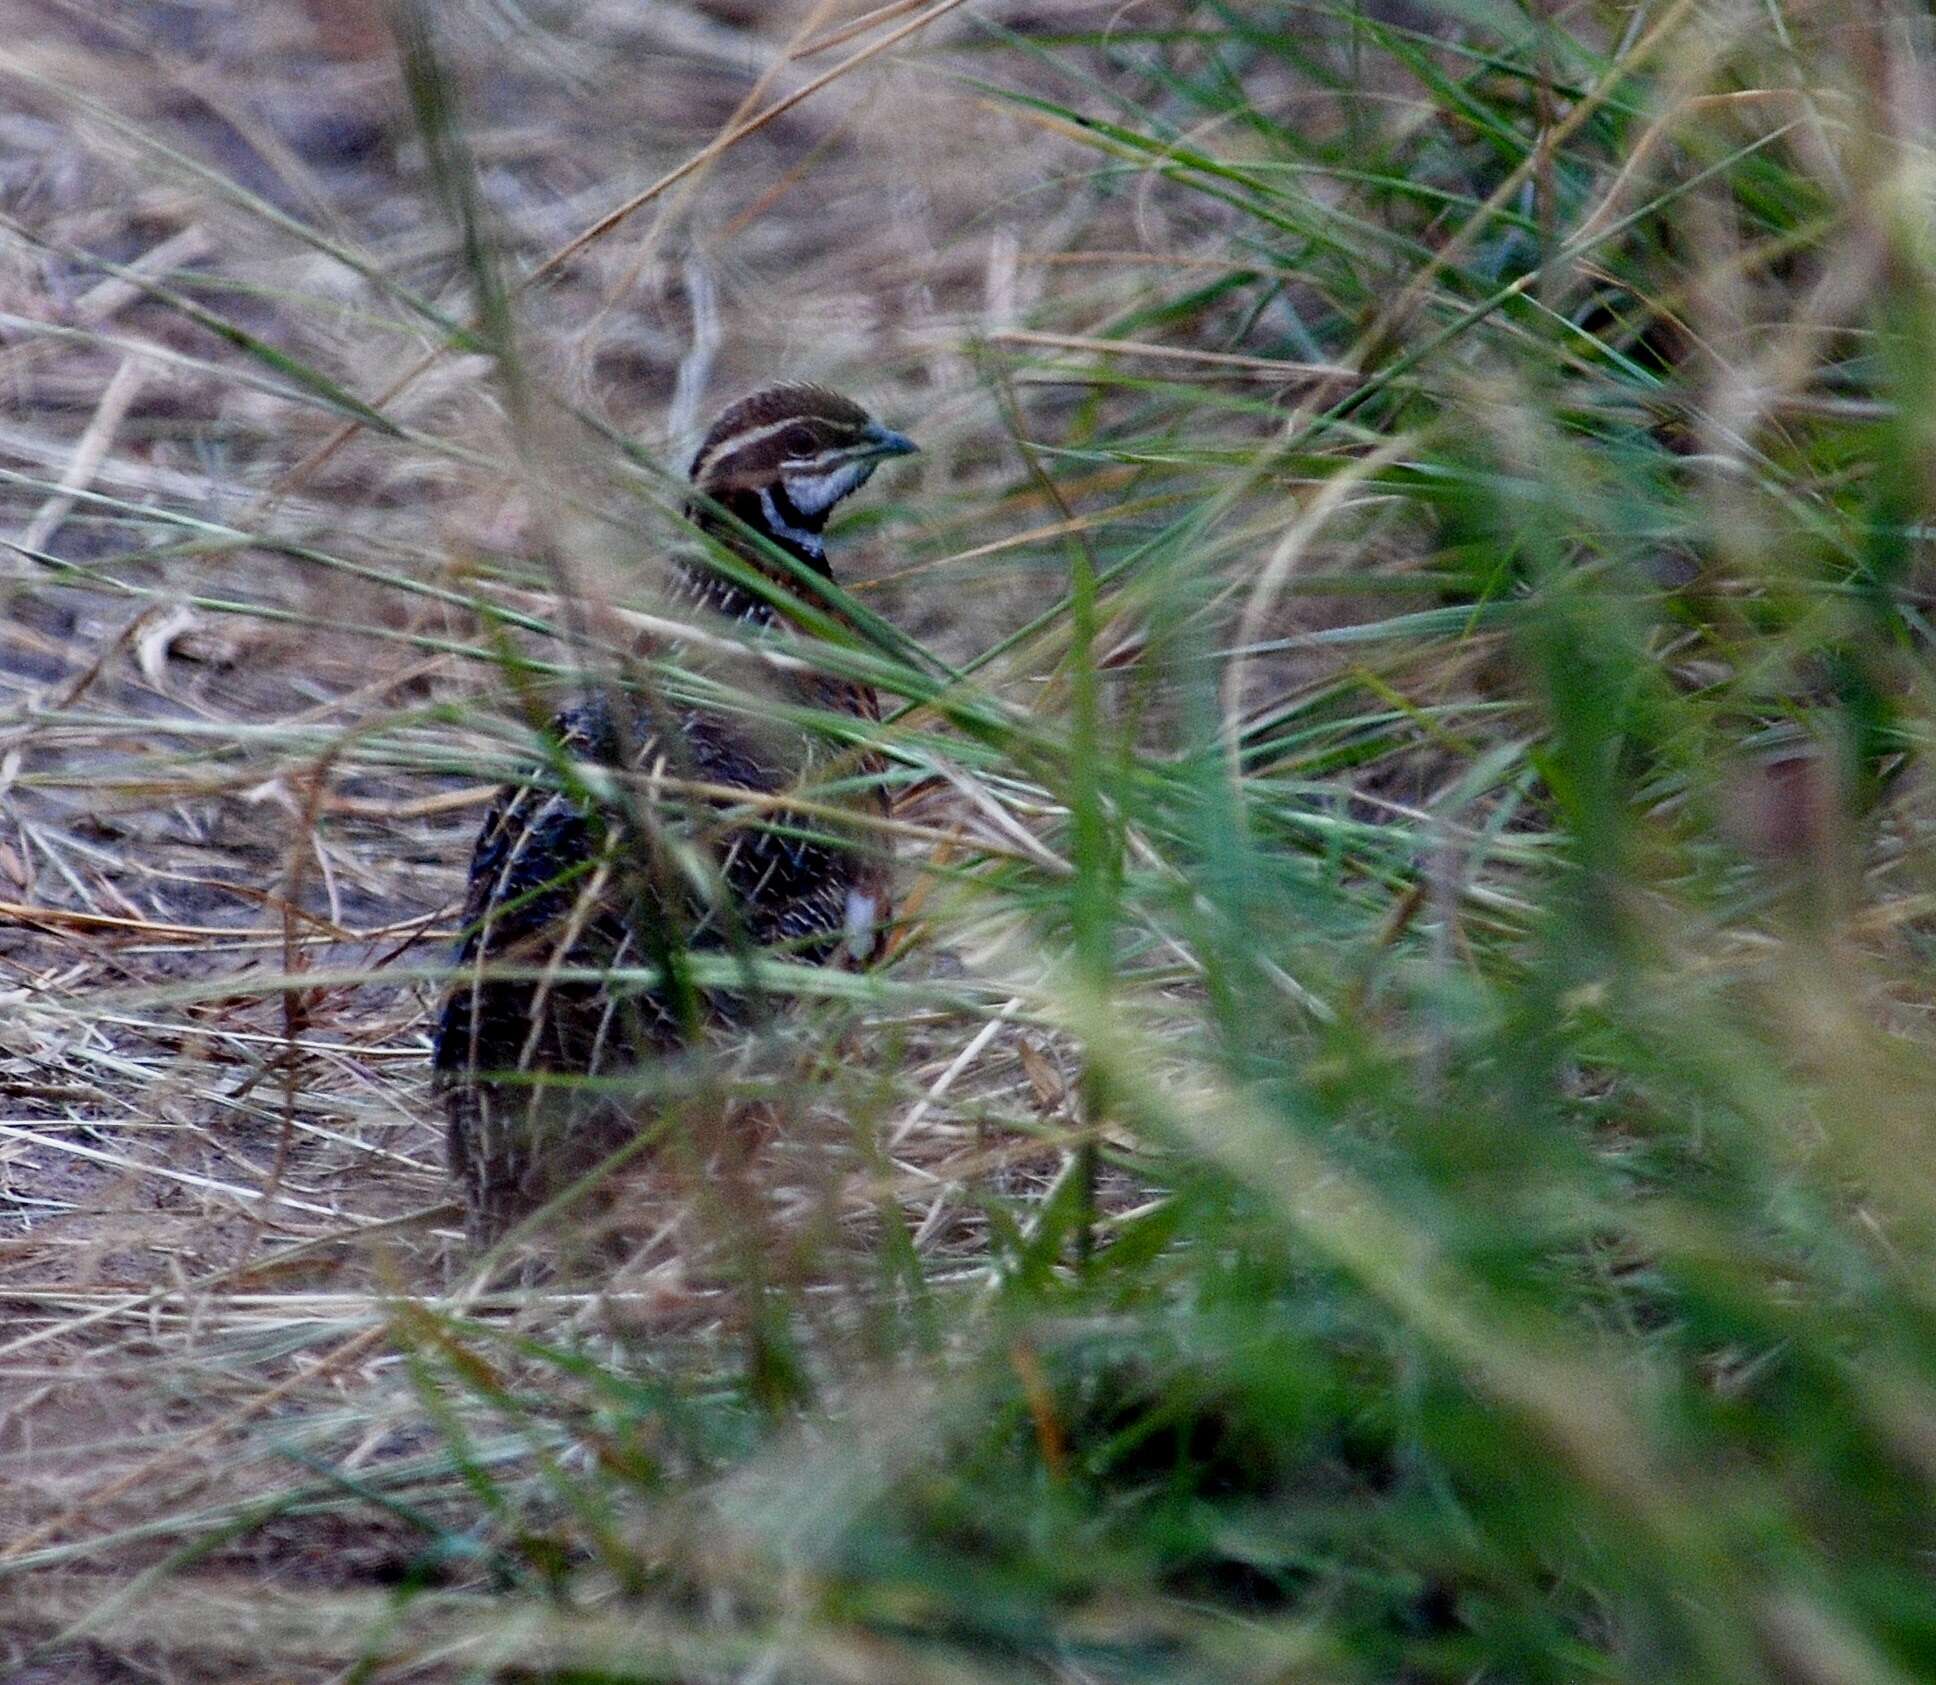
434 696 636 1077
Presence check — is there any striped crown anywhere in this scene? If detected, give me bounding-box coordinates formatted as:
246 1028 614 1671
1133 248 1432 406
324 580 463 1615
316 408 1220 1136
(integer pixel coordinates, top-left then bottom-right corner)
683 385 916 593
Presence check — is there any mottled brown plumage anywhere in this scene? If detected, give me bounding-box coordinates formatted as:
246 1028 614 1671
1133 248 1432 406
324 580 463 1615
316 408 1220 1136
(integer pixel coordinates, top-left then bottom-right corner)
434 386 915 1247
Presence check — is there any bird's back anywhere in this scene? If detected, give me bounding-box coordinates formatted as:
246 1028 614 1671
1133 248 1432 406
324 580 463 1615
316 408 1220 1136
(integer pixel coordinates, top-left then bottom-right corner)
434 382 912 1250
435 684 890 1246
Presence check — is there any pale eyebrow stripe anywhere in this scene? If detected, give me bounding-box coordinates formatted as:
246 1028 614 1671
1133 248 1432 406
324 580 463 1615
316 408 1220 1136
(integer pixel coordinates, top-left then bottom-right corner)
694 417 801 481
698 415 866 480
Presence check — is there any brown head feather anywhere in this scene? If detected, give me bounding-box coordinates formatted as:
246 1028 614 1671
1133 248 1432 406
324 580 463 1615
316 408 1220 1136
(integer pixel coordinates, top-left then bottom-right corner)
688 384 877 494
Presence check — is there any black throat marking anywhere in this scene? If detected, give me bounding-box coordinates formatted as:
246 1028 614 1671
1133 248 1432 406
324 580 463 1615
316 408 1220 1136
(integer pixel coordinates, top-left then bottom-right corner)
679 483 832 627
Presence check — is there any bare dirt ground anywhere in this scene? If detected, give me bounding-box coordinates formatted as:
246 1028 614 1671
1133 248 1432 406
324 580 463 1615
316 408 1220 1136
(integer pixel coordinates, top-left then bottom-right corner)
0 2 1129 1672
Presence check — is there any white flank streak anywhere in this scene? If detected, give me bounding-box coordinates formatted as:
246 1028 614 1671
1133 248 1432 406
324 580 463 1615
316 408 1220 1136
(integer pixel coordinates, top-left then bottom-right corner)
844 888 879 961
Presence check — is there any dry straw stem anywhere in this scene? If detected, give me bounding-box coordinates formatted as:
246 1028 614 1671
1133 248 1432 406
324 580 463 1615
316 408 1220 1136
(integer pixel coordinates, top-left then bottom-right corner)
0 1574 1047 1682
258 0 975 514
16 421 126 563
0 899 427 942
0 224 212 386
988 328 1360 384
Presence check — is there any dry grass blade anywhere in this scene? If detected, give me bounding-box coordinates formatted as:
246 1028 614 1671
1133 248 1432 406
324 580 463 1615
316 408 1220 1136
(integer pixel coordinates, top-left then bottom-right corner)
990 328 1359 383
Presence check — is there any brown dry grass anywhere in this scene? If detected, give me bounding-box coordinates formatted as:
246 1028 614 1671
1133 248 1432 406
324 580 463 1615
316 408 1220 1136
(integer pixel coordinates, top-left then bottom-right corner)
0 4 1141 1672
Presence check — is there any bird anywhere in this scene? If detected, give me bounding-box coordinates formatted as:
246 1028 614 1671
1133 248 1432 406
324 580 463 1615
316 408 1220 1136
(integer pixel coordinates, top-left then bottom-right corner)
434 384 918 1249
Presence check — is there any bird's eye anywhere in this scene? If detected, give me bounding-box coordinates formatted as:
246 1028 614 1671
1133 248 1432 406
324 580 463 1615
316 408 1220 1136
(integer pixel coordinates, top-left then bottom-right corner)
780 425 818 459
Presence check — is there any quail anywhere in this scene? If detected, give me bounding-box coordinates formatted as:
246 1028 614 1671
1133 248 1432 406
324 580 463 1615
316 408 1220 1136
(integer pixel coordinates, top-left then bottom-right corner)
434 385 917 1246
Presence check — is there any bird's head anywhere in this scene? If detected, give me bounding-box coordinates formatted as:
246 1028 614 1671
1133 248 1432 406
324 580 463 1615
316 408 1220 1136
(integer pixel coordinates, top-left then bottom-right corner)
685 384 917 573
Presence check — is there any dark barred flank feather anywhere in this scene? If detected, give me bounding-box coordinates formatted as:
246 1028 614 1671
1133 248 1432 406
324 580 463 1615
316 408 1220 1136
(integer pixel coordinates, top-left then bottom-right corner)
434 386 916 1247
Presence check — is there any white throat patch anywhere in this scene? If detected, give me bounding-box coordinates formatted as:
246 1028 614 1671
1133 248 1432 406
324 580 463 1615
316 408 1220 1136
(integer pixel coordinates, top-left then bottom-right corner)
784 459 875 517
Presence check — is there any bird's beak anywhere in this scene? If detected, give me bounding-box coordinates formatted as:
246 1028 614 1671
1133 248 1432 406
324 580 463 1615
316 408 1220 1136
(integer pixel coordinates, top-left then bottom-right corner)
861 422 919 460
